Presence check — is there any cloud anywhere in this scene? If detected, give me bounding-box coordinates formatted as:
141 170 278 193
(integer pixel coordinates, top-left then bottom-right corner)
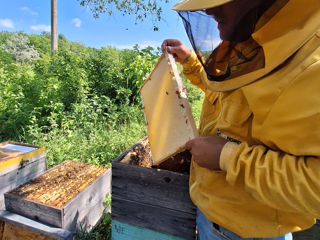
20 6 38 16
0 19 14 29
30 24 50 32
115 44 134 50
116 40 162 50
139 40 162 49
72 18 82 28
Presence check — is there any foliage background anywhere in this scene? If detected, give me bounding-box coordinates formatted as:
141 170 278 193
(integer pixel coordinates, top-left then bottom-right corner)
0 31 203 239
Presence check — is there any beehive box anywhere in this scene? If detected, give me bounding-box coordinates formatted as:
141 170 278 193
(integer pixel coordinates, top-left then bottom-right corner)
0 210 73 240
4 160 111 232
0 141 46 210
112 138 197 240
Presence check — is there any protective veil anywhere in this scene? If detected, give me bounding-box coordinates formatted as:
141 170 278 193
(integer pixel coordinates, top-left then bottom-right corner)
175 0 293 92
178 10 265 82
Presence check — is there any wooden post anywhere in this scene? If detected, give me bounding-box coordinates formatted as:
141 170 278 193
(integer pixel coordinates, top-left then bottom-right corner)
51 0 58 53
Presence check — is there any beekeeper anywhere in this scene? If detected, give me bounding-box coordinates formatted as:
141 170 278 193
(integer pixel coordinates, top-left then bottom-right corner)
161 0 320 239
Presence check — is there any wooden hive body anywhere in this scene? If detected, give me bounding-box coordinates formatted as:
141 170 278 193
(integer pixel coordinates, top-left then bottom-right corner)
4 160 111 233
0 210 73 240
112 139 197 240
0 142 46 210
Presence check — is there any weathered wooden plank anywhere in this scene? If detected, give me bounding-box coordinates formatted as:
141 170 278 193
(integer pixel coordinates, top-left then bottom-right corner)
293 220 320 240
0 142 45 176
0 220 4 239
0 155 46 210
4 193 62 228
112 197 196 240
2 222 54 240
112 220 184 240
0 141 46 210
112 139 196 239
112 161 195 214
0 155 46 190
63 169 111 231
0 211 72 240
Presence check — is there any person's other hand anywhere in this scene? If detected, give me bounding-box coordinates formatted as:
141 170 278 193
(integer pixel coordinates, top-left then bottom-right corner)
186 136 227 170
161 39 191 63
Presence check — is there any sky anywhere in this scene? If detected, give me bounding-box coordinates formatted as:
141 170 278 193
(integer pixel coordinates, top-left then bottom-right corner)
0 0 207 50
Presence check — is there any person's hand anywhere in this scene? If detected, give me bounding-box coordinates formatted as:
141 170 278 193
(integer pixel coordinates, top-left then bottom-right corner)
161 39 191 63
186 136 228 170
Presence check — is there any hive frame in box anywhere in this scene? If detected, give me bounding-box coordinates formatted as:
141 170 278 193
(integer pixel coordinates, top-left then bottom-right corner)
140 52 198 165
112 138 197 240
4 160 111 233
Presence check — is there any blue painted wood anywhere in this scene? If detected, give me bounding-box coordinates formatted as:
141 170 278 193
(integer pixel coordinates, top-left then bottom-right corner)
112 220 184 240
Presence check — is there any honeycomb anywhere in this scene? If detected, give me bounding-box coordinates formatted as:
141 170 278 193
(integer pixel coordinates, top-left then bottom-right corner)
9 160 108 208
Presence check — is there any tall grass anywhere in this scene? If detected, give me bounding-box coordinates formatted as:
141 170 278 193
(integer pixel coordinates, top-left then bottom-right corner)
22 104 147 169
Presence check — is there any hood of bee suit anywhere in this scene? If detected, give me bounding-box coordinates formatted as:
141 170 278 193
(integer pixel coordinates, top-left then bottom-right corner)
173 0 320 91
172 0 233 11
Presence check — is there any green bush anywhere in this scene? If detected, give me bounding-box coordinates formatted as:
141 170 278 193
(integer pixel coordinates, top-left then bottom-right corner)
122 45 160 103
0 32 162 141
0 31 204 240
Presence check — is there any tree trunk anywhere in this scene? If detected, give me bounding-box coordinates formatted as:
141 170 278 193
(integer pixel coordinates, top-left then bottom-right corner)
51 0 58 53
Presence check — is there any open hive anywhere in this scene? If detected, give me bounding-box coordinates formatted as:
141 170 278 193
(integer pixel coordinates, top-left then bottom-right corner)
4 160 111 232
0 142 40 162
112 138 196 240
121 137 192 174
0 142 46 210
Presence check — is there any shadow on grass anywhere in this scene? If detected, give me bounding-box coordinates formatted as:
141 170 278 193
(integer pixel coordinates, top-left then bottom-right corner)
76 212 112 240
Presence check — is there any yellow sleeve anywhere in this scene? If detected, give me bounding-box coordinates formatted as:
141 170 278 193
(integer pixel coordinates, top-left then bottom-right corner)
220 142 320 218
181 51 206 91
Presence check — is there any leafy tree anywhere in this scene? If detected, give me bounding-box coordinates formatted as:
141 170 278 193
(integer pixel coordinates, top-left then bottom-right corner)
58 34 85 55
0 31 11 45
1 33 39 64
122 45 160 103
29 33 51 57
85 46 125 101
40 31 51 39
78 0 169 30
